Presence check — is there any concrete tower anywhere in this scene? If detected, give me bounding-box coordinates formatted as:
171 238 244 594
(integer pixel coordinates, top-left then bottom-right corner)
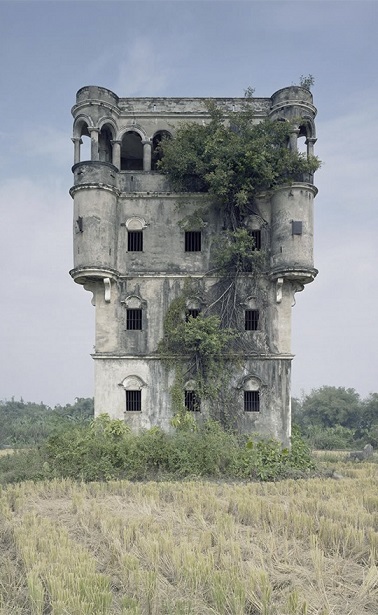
70 85 318 445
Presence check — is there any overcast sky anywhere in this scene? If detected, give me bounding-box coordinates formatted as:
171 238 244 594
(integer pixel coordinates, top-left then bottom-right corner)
0 0 377 407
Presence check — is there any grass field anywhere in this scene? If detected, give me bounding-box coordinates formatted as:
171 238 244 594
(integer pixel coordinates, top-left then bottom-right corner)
0 449 14 457
0 461 377 614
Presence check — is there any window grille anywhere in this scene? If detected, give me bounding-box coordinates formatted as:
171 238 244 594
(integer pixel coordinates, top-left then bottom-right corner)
185 309 200 322
128 230 143 251
245 309 259 331
185 390 201 412
251 230 261 250
244 391 260 412
185 231 201 252
126 390 141 412
126 309 142 330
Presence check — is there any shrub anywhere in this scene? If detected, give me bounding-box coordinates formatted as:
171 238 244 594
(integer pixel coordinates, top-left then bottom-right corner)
0 416 315 484
0 448 47 484
305 425 354 450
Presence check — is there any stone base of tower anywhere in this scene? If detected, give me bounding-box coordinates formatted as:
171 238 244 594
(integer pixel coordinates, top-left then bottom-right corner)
93 355 292 447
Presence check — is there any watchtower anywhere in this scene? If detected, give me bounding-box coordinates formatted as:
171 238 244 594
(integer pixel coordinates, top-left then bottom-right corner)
70 85 317 445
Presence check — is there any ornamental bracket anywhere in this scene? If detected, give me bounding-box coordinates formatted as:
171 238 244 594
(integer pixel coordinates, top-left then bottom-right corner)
276 277 284 303
104 278 111 303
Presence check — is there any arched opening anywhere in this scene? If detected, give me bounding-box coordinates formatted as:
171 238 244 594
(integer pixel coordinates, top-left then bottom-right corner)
74 119 91 162
151 130 172 170
98 125 113 163
298 124 308 156
121 131 143 170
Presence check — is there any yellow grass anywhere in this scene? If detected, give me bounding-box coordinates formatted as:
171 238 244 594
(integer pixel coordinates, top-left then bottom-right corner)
0 464 377 614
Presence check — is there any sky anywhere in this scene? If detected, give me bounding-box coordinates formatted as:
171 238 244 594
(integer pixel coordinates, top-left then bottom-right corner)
0 0 377 407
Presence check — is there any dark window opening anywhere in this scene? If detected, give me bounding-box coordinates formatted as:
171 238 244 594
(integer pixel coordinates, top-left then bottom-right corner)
244 391 260 412
76 216 83 233
121 131 143 171
151 131 172 170
126 390 141 412
251 230 261 251
292 221 303 236
185 390 201 412
245 309 259 331
185 231 201 252
128 230 143 251
185 309 200 322
98 126 113 163
126 309 142 330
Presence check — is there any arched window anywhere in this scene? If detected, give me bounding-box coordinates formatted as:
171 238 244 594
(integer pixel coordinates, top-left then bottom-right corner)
126 217 146 252
121 375 147 412
98 124 113 163
121 131 143 170
122 295 145 331
184 380 201 412
242 376 261 412
185 298 202 322
151 130 172 170
244 297 260 331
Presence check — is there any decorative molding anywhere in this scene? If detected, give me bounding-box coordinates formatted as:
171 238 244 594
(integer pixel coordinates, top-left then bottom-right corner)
104 278 111 302
120 375 147 390
276 277 284 303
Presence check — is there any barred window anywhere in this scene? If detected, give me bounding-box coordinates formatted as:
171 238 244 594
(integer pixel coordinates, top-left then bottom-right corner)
185 309 200 322
185 231 201 252
126 309 142 330
244 391 260 412
185 390 201 412
245 309 259 331
126 390 141 412
251 230 261 251
128 230 143 252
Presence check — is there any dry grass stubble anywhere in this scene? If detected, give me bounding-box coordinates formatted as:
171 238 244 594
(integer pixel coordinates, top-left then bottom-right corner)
0 463 377 614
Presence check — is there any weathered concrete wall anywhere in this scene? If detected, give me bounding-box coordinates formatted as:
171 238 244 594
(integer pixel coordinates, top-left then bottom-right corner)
70 84 318 445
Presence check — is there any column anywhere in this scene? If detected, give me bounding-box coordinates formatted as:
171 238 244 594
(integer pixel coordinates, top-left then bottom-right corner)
71 137 82 165
88 127 100 161
289 127 300 152
111 140 122 170
306 137 317 157
142 139 152 172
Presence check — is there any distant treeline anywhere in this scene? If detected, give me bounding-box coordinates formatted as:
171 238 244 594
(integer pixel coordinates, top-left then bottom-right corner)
293 386 378 449
1 386 377 451
0 397 93 448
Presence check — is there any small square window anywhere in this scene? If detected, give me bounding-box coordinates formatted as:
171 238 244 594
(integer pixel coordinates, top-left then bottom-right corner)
128 230 143 251
126 309 142 330
185 309 200 322
244 391 260 412
292 221 303 236
76 216 83 233
245 309 259 331
185 231 201 252
126 390 141 412
185 390 201 412
251 230 261 251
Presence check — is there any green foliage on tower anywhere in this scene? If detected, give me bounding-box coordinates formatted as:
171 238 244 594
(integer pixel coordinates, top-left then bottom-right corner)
158 97 320 227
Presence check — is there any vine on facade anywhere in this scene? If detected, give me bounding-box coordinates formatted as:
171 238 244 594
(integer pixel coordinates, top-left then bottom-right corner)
157 93 320 425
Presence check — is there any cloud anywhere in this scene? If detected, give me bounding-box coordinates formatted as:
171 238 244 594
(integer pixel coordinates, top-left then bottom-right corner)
15 125 72 169
115 37 173 96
